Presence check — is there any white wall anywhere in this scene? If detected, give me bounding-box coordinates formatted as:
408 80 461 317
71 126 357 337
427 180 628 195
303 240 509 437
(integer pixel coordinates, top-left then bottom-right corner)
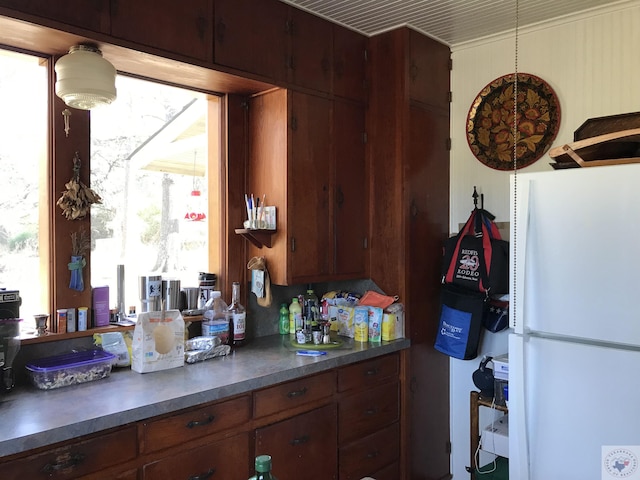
448 1 640 477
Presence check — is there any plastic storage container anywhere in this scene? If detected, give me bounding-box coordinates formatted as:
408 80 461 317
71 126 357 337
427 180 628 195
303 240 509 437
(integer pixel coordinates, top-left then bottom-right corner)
26 349 116 390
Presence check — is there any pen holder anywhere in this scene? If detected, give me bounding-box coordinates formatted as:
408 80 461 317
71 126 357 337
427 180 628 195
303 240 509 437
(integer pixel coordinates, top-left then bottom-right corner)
244 219 267 230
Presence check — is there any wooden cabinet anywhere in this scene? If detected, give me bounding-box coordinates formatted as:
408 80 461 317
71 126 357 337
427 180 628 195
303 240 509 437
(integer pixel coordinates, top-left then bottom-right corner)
1 426 137 480
215 0 289 82
0 0 110 33
337 354 400 480
143 432 250 480
110 0 213 62
256 404 337 480
248 89 367 285
140 395 251 453
368 27 451 479
333 26 368 102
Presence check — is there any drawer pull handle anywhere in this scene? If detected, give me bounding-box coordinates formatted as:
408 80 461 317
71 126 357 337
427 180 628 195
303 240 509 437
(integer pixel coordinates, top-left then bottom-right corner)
364 407 378 416
42 452 85 473
189 468 215 480
366 450 380 459
287 387 307 398
186 415 215 429
290 435 310 446
365 368 379 376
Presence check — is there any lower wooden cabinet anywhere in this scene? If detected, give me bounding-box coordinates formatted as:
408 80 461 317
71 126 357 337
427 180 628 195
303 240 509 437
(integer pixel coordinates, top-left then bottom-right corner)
338 423 399 480
143 432 250 480
1 426 137 480
256 403 337 480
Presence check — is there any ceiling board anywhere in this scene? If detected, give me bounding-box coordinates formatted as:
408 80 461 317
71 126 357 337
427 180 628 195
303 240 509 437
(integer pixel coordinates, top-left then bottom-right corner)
283 0 629 45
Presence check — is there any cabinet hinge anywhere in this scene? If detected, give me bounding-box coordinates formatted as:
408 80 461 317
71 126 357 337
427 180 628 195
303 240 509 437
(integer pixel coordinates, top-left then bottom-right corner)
446 138 452 151
291 237 296 252
448 91 452 103
364 48 368 62
240 100 249 110
363 237 368 249
448 57 453 71
291 116 298 131
446 440 452 454
363 132 367 144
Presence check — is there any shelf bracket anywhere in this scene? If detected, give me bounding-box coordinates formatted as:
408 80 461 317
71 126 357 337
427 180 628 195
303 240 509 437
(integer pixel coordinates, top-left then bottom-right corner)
235 228 275 248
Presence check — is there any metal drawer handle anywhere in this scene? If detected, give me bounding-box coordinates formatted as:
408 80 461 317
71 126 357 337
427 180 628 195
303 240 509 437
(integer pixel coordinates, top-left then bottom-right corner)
189 468 215 480
186 415 215 429
42 452 85 473
364 407 378 416
366 450 380 459
287 387 307 398
365 367 379 376
290 435 310 446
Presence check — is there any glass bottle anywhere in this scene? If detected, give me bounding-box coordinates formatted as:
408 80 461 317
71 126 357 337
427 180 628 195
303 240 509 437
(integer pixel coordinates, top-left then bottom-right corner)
278 303 289 335
249 455 278 480
228 281 246 347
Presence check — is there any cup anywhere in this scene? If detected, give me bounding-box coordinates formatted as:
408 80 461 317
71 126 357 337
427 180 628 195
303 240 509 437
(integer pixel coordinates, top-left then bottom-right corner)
182 287 199 311
33 314 49 336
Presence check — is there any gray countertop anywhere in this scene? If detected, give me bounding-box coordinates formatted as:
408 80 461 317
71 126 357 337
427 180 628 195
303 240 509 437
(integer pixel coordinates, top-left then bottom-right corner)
0 334 409 458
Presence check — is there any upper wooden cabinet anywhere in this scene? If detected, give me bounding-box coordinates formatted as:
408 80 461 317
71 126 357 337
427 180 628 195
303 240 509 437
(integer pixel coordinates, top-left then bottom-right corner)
0 0 110 33
333 25 368 103
214 0 289 82
408 29 451 110
247 89 368 285
110 0 213 62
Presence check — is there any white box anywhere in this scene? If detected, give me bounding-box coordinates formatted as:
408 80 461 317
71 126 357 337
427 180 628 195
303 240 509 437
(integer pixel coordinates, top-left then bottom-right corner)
492 353 508 380
481 415 509 458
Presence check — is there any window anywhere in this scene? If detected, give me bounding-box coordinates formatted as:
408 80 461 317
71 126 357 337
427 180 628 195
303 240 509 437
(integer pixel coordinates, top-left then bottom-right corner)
0 49 49 327
91 75 220 311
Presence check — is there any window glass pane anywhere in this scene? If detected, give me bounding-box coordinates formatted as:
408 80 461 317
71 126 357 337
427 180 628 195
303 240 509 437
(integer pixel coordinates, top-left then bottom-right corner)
91 76 213 313
0 49 48 327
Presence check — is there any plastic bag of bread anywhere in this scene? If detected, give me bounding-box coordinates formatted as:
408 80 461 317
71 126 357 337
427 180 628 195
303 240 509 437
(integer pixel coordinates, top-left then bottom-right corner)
132 310 184 373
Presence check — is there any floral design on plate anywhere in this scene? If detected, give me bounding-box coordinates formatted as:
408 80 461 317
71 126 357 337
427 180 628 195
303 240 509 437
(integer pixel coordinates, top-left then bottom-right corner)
466 73 561 170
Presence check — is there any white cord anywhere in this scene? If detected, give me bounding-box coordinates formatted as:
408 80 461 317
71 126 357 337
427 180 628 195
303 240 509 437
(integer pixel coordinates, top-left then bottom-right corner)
475 398 503 475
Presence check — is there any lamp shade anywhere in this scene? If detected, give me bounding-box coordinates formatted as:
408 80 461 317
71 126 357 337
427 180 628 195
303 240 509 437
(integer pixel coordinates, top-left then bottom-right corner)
55 44 117 110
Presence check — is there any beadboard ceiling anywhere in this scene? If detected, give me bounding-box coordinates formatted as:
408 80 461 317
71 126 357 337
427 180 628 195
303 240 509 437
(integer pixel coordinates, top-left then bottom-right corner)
283 0 627 46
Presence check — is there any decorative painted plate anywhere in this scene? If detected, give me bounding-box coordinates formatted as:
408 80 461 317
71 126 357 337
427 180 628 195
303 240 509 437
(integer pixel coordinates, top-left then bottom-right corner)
466 73 561 170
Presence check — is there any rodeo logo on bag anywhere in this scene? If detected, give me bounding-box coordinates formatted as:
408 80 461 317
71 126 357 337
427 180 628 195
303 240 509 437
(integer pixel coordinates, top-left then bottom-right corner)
457 248 481 284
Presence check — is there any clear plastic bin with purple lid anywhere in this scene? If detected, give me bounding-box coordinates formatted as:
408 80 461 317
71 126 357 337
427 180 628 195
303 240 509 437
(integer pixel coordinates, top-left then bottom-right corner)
26 349 116 390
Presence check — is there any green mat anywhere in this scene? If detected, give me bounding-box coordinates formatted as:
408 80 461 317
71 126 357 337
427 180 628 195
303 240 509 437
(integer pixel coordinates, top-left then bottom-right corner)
474 456 508 479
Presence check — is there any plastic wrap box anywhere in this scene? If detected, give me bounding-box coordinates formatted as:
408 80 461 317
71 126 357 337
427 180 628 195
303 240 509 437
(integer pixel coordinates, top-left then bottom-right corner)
26 349 116 390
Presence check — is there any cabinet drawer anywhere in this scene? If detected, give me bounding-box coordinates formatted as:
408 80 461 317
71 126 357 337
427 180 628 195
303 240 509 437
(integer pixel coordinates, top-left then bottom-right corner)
338 380 399 444
143 432 249 480
337 353 399 393
253 370 335 418
256 403 337 480
1 426 137 480
141 395 251 453
339 422 399 480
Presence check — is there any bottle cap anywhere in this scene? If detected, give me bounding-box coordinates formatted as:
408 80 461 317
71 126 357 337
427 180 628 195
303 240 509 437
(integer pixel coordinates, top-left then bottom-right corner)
212 291 221 298
255 454 272 473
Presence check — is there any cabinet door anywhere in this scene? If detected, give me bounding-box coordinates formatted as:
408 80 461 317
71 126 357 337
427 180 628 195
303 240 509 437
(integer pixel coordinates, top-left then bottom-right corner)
111 0 213 62
0 0 110 33
256 404 337 480
408 29 451 109
143 432 249 480
333 101 368 278
288 92 333 283
338 423 399 480
333 26 368 102
1 426 137 480
215 0 288 82
288 7 332 93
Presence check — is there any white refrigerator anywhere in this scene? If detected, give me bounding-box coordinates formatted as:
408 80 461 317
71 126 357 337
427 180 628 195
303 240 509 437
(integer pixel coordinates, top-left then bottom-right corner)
509 164 640 480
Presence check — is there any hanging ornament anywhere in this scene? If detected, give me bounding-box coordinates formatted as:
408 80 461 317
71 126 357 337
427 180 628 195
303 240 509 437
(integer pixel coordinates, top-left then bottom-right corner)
56 152 102 220
184 151 206 222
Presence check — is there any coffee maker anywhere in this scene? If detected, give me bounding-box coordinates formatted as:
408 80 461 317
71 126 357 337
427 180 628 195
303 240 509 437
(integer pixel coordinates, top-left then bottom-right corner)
0 289 21 392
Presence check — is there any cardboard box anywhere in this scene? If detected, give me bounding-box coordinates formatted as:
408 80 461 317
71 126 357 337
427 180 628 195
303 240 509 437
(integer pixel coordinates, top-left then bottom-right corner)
481 415 509 458
493 353 508 380
328 305 355 338
381 309 405 341
92 286 110 327
367 306 383 343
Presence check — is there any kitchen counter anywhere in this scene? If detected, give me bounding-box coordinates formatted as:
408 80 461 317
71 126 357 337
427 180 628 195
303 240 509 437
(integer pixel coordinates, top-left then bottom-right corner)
0 334 409 458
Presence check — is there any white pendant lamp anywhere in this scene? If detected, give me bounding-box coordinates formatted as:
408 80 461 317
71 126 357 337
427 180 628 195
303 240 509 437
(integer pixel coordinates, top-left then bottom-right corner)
55 44 117 110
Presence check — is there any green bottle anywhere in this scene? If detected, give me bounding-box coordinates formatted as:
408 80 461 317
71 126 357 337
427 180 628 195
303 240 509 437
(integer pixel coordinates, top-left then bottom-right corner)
278 303 289 335
249 455 278 480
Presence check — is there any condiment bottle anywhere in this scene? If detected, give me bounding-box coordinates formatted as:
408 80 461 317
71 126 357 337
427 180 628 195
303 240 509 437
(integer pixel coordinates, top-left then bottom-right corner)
278 303 289 335
248 455 278 480
228 281 246 346
289 297 302 335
